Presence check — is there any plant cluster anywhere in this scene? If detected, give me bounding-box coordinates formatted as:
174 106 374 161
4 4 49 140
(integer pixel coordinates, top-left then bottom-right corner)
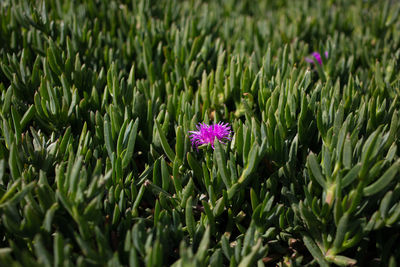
0 0 400 266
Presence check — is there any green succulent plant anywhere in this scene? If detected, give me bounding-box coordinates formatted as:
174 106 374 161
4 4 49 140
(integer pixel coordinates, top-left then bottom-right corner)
0 0 400 266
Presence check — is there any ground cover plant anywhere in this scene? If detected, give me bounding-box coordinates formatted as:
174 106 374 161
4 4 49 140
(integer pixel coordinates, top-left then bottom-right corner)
1 0 400 266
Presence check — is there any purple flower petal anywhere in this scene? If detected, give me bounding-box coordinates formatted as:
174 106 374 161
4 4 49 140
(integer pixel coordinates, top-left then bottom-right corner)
305 51 328 65
305 57 315 63
188 122 232 150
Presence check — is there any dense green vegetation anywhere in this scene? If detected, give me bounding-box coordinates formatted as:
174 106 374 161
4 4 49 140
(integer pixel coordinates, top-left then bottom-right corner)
1 0 400 266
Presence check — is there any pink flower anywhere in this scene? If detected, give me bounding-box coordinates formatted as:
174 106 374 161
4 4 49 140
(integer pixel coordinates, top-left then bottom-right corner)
305 51 328 65
189 122 232 149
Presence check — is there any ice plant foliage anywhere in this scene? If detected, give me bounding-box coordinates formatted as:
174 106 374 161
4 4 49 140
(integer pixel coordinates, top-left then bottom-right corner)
305 51 328 65
189 122 232 149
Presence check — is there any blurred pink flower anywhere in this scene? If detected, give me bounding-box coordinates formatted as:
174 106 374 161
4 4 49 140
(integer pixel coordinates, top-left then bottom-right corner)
305 51 328 65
